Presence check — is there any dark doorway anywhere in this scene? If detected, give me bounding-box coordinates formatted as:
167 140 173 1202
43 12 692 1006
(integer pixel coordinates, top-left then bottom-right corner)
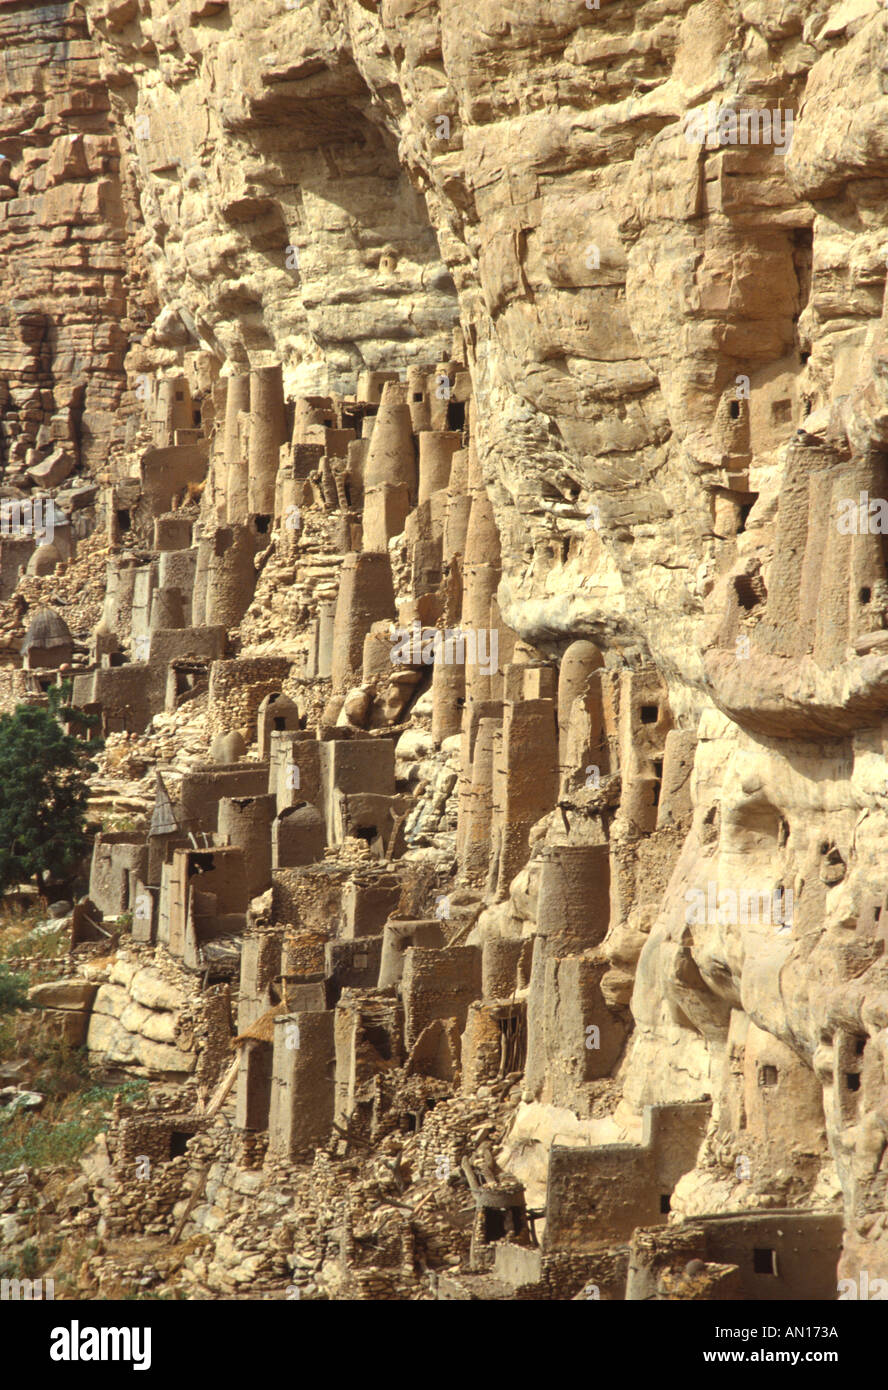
447 400 466 431
170 1131 190 1159
482 1208 508 1241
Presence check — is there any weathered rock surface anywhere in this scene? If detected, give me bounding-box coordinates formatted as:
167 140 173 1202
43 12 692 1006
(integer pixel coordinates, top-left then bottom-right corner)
5 0 888 1299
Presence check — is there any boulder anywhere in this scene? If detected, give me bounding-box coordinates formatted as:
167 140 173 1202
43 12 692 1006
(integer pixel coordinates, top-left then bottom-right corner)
129 967 185 1012
28 979 97 1011
26 447 74 487
85 1012 195 1074
90 982 130 1019
0 1088 44 1112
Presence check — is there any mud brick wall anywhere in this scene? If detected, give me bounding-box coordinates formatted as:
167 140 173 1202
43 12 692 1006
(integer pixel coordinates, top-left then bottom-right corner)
208 657 292 742
271 865 351 933
0 668 29 715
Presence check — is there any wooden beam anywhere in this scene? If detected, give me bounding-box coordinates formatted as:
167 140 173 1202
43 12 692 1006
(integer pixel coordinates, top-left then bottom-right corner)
202 1054 239 1120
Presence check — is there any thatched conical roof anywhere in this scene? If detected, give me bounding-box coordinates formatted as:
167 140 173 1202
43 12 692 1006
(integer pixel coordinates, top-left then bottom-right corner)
233 1002 287 1047
149 772 180 836
21 606 72 653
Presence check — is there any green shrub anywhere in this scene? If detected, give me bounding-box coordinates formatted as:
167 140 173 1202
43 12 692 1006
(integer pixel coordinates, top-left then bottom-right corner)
0 967 29 1014
0 1080 149 1171
0 1238 60 1284
0 684 100 894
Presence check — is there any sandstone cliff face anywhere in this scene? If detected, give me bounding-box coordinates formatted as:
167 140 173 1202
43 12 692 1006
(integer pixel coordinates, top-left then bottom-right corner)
0 0 134 474
5 0 888 1292
87 0 461 390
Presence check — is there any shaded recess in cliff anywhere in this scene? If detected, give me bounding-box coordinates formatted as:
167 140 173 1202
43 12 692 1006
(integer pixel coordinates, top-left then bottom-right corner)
85 0 460 392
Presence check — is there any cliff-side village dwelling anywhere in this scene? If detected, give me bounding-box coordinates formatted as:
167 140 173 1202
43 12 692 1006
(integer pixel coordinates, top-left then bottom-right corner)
1 0 888 1305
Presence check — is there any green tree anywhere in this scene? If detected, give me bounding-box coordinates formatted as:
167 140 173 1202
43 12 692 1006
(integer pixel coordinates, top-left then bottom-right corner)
0 683 101 895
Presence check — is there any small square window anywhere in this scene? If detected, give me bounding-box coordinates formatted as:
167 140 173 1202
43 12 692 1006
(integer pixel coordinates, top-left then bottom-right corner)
753 1247 777 1276
846 1072 861 1092
759 1065 778 1087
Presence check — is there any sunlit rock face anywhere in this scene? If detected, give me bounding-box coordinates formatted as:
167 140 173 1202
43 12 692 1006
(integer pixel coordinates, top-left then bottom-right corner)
83 0 462 397
8 0 888 1278
0 2 131 472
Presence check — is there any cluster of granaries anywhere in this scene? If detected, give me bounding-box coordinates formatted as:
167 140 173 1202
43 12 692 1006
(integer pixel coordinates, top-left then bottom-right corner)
64 352 691 1127
16 347 708 1257
14 341 687 930
8 353 856 1295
